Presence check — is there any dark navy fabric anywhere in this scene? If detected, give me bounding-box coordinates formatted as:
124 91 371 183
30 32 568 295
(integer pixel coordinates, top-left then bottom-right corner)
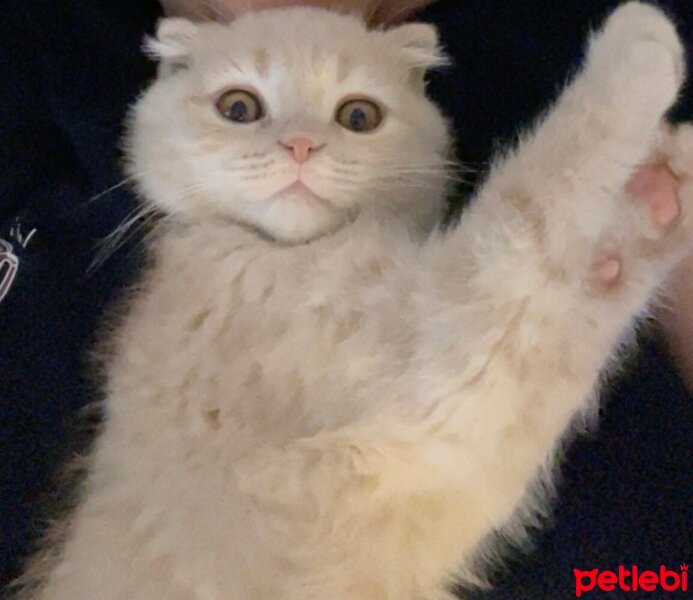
0 1 691 598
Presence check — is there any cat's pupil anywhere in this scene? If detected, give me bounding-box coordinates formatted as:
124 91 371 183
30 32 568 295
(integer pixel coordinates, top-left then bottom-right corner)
229 101 248 122
349 108 367 131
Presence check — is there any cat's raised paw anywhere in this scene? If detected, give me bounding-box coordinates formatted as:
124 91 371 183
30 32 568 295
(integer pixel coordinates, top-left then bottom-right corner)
602 2 684 67
586 2 685 118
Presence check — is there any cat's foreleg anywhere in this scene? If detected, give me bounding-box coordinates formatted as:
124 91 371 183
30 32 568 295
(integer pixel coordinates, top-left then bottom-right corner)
429 1 688 388
417 0 691 543
483 1 684 222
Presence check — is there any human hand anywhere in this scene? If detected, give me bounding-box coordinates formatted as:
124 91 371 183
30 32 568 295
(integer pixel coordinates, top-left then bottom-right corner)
160 0 436 24
627 155 693 391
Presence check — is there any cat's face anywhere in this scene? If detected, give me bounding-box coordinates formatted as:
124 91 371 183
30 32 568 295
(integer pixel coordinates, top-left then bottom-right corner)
127 8 451 243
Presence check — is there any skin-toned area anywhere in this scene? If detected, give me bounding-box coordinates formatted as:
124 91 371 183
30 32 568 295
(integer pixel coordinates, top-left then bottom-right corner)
161 0 692 388
627 162 693 389
655 174 693 388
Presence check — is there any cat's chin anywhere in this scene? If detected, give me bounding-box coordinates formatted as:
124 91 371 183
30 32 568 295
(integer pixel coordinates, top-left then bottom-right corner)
258 212 353 245
241 192 355 245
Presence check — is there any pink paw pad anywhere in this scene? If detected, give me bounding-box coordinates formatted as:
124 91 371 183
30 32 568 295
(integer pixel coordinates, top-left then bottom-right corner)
594 256 622 286
626 164 681 228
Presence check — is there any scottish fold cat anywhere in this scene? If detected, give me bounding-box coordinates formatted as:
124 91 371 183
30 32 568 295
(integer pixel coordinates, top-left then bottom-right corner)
17 3 693 599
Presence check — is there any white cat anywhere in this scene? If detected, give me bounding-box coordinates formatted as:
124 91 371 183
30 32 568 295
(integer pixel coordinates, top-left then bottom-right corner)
18 4 693 599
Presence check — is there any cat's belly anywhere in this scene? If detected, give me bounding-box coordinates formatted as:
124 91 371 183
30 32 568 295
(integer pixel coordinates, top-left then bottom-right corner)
64 223 557 599
59 230 467 599
45 222 563 598
108 290 402 450
105 226 418 449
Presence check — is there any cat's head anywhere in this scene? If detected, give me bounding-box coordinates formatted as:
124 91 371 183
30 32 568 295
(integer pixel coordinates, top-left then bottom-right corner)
127 8 452 243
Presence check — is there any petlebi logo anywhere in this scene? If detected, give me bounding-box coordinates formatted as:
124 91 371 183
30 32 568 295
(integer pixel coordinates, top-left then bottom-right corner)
574 564 688 597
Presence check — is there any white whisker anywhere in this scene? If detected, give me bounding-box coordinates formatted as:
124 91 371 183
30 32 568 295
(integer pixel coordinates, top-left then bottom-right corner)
88 181 205 273
85 171 150 205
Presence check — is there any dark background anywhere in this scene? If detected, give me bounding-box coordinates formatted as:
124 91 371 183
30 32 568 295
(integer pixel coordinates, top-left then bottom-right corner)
0 1 691 598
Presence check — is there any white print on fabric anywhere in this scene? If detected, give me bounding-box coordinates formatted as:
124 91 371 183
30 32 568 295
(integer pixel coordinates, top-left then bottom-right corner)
0 220 37 304
0 239 19 304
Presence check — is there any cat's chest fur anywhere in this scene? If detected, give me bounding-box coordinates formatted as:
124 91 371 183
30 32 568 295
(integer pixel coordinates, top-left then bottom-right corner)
106 220 420 451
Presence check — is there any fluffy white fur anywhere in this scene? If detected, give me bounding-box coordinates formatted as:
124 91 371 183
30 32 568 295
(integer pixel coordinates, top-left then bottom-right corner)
20 4 693 599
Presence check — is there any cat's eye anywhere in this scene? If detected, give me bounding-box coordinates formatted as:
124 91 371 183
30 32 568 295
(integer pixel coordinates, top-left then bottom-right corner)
335 98 383 133
216 89 264 123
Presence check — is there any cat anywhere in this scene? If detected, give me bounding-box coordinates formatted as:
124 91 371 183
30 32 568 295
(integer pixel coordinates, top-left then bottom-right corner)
16 3 693 599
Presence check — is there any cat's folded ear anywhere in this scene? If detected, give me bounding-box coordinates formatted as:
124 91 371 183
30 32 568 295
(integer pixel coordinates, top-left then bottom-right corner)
144 18 200 77
385 23 448 82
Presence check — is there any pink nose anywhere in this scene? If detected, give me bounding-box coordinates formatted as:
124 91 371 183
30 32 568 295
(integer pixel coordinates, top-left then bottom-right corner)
280 136 324 164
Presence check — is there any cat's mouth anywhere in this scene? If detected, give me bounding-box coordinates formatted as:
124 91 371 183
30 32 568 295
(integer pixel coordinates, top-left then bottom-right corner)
271 180 335 210
275 180 322 200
